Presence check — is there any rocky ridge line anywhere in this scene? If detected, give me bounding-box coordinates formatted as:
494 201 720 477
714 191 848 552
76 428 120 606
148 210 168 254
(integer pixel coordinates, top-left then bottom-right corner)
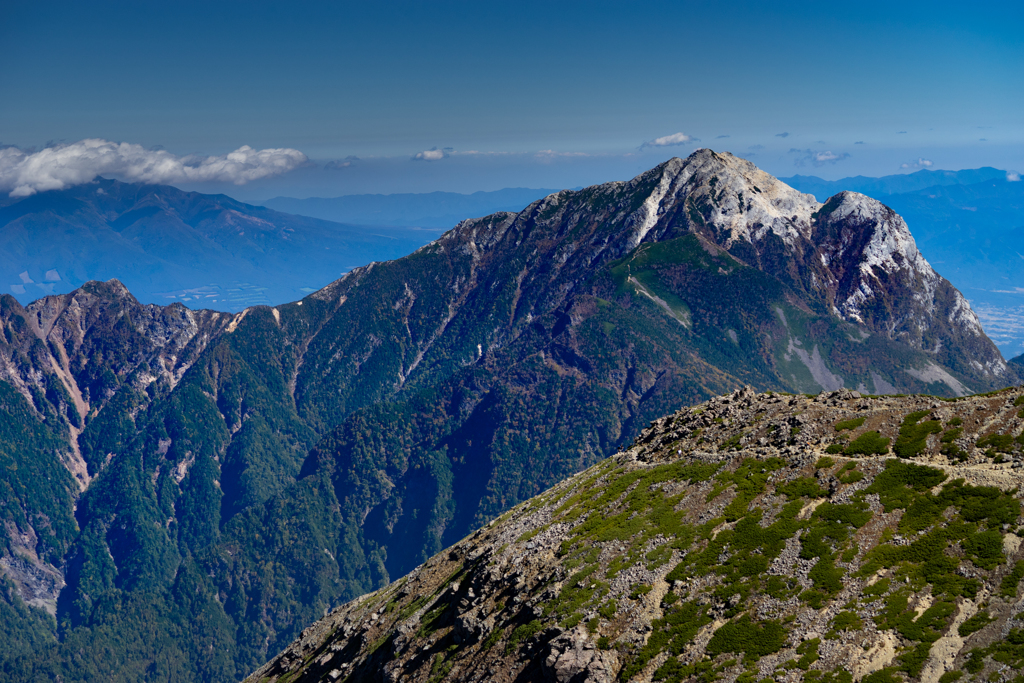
247 386 1024 683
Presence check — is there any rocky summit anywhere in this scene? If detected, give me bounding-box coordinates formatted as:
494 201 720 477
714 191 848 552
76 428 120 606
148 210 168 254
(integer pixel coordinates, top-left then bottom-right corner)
249 386 1024 683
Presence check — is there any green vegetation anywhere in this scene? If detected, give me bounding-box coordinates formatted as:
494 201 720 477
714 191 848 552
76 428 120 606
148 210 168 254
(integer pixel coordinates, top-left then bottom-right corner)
505 620 544 654
859 460 1018 599
834 416 865 432
894 410 942 458
843 430 890 455
977 433 1015 453
1001 561 1024 598
623 602 711 680
830 611 863 634
706 615 788 660
836 461 864 484
778 477 826 500
711 457 786 521
956 628 1024 674
958 611 993 637
941 425 967 462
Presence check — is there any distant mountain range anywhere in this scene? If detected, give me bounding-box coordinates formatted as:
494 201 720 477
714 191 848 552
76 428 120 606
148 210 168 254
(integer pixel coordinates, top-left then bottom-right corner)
0 178 435 310
780 166 1009 201
0 150 1013 683
260 187 567 227
6 166 1022 355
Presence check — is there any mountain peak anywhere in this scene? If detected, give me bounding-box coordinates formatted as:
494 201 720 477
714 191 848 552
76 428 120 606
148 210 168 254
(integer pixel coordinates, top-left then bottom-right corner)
637 149 822 251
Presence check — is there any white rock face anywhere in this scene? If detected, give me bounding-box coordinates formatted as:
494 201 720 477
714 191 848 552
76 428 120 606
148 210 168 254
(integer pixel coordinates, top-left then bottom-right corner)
638 150 822 250
613 152 1004 379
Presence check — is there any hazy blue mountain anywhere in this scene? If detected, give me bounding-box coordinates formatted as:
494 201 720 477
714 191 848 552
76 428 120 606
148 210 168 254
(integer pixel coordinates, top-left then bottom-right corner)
0 179 434 310
261 187 566 227
781 166 1008 202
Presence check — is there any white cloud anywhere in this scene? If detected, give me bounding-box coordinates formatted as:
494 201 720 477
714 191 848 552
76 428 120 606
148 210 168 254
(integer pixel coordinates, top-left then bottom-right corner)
640 132 698 149
789 149 850 167
900 158 934 170
412 147 452 161
324 156 359 170
0 139 308 197
1008 171 1021 182
535 150 589 158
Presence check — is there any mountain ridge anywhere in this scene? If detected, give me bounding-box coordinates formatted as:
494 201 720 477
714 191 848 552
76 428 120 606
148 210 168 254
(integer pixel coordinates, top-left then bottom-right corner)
246 385 1024 683
0 149 1016 682
0 177 432 309
781 167 1009 202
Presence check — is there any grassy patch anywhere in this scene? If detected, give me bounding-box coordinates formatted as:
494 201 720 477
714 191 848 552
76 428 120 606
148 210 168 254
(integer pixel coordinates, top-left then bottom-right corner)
834 417 866 432
894 410 942 459
844 431 889 456
958 611 993 637
505 620 543 654
706 615 788 660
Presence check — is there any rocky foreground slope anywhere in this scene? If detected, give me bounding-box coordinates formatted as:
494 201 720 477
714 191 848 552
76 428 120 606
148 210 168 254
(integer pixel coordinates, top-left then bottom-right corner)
250 386 1024 683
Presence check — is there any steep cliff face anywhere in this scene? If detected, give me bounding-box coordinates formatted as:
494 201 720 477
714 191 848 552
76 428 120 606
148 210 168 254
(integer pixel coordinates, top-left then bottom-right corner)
250 386 1024 683
0 151 1014 682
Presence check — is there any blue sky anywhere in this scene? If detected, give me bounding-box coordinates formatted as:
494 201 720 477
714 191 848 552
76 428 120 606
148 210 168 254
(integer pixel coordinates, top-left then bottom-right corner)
1 0 1021 197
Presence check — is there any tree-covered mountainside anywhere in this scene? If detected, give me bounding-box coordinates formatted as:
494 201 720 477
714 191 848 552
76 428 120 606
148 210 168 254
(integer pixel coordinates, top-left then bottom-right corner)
249 386 1024 683
0 150 1016 682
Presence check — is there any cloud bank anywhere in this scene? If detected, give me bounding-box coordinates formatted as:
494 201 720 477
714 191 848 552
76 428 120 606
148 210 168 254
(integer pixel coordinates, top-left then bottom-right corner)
325 156 360 170
640 132 698 150
900 158 933 170
789 149 850 167
0 139 308 197
412 147 453 161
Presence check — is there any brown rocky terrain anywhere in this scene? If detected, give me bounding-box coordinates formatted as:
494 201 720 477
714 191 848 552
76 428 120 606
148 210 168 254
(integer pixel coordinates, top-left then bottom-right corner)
248 386 1024 683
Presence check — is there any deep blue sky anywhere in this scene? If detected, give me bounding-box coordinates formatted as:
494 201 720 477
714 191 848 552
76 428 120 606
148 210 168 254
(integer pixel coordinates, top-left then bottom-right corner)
2 0 1021 197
